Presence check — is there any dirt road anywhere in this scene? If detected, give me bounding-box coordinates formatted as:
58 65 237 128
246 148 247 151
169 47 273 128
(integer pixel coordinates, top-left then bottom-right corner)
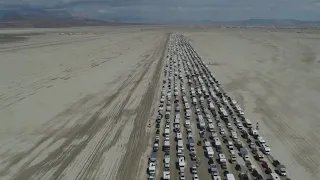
0 28 168 180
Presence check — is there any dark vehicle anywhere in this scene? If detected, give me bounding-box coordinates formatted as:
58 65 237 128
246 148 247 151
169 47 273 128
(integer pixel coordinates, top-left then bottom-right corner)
239 173 249 180
273 160 281 167
255 174 263 180
265 167 272 174
261 161 268 168
223 170 229 176
235 164 241 171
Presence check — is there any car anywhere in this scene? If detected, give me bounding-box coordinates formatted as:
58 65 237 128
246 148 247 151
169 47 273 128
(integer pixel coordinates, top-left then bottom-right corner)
191 154 197 161
273 160 281 167
261 161 268 168
193 174 199 180
180 172 186 180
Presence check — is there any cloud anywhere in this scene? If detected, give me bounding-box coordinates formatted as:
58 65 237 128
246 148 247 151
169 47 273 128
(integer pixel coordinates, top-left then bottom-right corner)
1 0 320 22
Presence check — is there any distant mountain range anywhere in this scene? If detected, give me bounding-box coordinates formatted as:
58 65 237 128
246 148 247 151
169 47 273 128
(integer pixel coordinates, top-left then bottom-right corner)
1 7 320 28
0 7 138 28
202 19 320 26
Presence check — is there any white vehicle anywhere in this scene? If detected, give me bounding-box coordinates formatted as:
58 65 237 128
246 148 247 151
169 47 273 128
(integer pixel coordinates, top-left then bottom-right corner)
185 112 191 119
211 132 218 139
262 144 271 154
148 162 156 175
177 133 183 140
215 141 221 148
209 102 215 110
179 172 186 180
197 89 202 95
191 165 197 174
200 96 205 103
163 171 170 180
164 140 170 151
192 97 197 104
206 146 214 158
164 155 170 164
185 120 191 127
199 119 206 129
231 100 237 106
185 103 190 109
277 164 287 176
219 107 228 118
165 128 170 137
226 174 235 180
257 136 266 144
230 151 237 162
178 140 184 150
193 174 199 180
182 96 187 102
191 90 196 96
217 122 221 127
227 123 232 129
228 142 234 150
204 141 211 147
177 149 183 157
244 118 252 128
174 118 180 125
178 157 186 169
208 123 215 132
270 173 281 180
222 97 228 104
231 132 238 139
250 129 259 136
213 176 221 180
220 128 225 135
219 154 226 163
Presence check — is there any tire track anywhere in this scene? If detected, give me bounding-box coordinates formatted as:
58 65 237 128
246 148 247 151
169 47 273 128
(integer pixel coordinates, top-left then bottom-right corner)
116 33 169 180
0 32 128 52
0 35 164 180
74 35 169 180
251 76 320 176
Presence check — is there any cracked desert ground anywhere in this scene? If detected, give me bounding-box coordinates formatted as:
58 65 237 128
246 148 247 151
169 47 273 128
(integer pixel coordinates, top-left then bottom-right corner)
0 26 320 180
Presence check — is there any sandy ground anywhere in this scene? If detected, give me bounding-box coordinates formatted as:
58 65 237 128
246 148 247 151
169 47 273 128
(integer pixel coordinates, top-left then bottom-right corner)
1 26 320 180
186 29 320 180
0 27 168 180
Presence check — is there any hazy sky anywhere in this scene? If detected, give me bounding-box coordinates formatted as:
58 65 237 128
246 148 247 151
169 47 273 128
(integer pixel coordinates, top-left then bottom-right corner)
2 0 320 22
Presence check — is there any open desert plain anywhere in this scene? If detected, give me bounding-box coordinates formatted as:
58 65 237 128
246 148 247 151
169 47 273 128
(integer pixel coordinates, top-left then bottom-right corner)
0 26 320 180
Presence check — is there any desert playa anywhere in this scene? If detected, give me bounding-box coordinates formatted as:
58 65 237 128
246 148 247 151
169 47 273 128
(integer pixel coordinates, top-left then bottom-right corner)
0 26 320 180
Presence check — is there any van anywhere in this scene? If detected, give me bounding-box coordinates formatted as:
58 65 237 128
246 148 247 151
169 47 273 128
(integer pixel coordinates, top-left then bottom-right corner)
262 144 271 154
270 173 281 180
148 162 156 175
208 123 215 132
178 140 184 150
185 120 191 127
